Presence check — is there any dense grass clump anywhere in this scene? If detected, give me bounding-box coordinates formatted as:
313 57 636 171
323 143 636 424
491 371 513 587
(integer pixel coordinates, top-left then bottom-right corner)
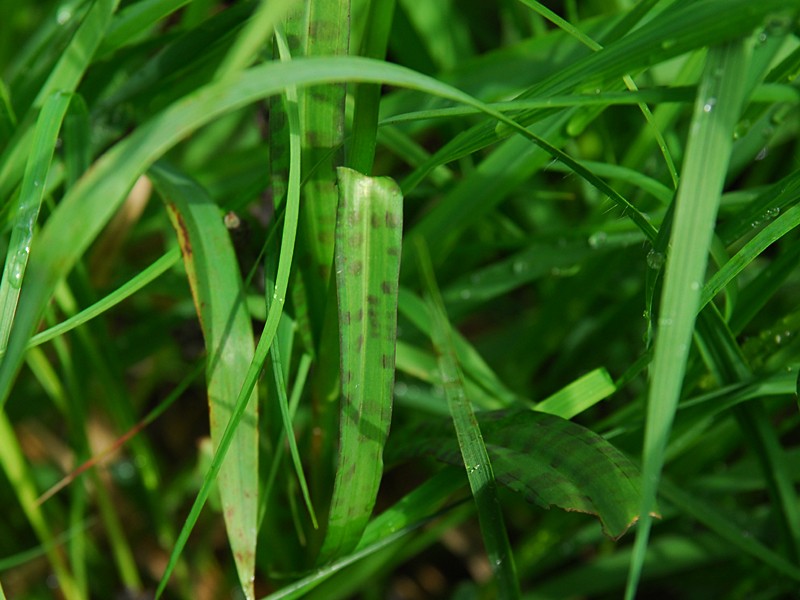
2 1 800 598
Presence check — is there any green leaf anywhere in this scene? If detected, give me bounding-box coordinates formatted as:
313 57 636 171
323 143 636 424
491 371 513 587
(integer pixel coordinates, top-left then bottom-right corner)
387 408 645 541
626 40 752 598
149 162 258 600
416 239 520 599
0 90 71 350
319 166 403 561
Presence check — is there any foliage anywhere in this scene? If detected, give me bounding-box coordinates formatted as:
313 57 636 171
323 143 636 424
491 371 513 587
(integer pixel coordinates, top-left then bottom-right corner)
1 0 800 598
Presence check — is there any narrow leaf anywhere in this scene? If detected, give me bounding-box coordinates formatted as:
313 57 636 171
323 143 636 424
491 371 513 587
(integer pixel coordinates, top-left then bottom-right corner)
319 166 403 560
416 240 520 599
626 41 751 599
149 162 258 599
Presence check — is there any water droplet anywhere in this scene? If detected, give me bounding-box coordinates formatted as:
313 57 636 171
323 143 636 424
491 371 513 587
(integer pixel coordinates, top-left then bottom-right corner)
733 119 751 139
394 382 408 397
690 281 700 291
7 246 30 289
757 31 768 44
594 88 601 95
661 39 677 50
775 333 783 344
703 98 717 113
646 249 665 270
588 231 607 248
765 207 780 218
658 317 673 327
643 310 650 319
512 261 526 274
468 464 482 474
755 147 769 161
459 289 471 300
56 8 72 24
33 180 40 187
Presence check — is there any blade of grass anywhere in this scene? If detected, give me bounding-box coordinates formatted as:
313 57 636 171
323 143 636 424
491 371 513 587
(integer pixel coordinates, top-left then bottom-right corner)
348 0 396 174
534 368 616 419
0 90 70 350
264 246 318 530
416 238 521 599
0 248 180 354
319 166 403 560
149 161 259 599
625 40 751 599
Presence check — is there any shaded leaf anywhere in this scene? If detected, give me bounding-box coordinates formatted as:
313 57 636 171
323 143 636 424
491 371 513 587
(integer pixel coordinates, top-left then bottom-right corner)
387 409 645 540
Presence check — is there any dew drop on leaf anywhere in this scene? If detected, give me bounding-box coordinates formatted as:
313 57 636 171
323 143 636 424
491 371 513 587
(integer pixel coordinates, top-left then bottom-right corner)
646 249 665 270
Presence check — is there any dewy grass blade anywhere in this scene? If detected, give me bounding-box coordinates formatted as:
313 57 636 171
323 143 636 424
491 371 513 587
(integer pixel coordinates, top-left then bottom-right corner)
0 90 70 351
149 162 259 599
625 41 751 599
416 239 521 600
701 202 800 310
319 167 403 561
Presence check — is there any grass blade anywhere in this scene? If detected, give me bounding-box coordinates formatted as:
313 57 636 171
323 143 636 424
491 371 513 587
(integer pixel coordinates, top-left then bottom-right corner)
416 239 521 599
0 90 70 350
149 162 259 598
626 40 752 598
319 166 403 560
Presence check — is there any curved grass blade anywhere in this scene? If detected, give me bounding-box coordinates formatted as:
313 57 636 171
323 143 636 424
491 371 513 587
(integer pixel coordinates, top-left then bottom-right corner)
319 166 403 561
625 41 751 599
387 408 645 540
149 161 259 599
8 248 179 353
0 55 666 409
416 239 520 599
